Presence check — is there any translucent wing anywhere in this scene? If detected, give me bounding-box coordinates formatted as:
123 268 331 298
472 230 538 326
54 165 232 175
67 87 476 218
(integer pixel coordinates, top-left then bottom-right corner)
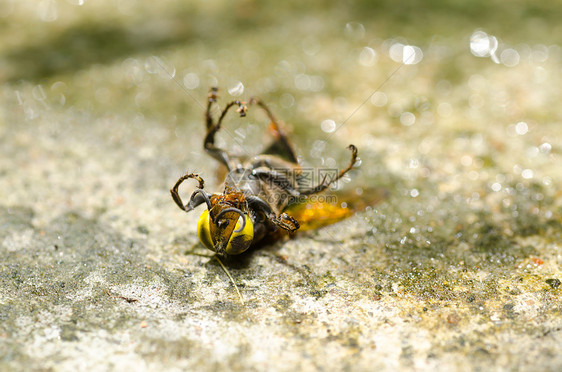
285 187 388 231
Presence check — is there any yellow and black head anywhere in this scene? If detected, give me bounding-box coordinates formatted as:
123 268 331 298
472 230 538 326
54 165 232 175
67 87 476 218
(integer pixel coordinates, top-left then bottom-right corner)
196 199 254 256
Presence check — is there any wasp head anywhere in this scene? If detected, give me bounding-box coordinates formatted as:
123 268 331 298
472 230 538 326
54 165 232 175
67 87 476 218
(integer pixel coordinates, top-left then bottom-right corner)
196 194 254 256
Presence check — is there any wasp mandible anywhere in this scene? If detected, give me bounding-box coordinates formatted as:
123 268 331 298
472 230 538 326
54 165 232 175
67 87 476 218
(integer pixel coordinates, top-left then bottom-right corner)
171 87 358 256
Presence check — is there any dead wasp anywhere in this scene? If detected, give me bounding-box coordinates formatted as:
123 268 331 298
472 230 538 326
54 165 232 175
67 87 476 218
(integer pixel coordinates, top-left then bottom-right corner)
171 87 358 256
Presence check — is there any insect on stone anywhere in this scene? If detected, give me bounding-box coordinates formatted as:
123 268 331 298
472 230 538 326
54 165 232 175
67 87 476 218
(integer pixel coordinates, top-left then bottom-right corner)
171 87 358 256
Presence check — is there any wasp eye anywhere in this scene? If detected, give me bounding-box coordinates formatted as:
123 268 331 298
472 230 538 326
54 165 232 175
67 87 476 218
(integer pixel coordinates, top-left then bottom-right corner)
197 209 214 251
225 214 254 255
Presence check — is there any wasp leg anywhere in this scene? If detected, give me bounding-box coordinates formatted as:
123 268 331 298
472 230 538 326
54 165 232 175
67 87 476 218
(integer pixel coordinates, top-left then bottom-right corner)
205 87 219 130
272 213 300 232
204 87 246 170
300 144 358 196
251 169 300 197
246 196 300 232
170 173 210 212
246 195 273 213
249 97 298 164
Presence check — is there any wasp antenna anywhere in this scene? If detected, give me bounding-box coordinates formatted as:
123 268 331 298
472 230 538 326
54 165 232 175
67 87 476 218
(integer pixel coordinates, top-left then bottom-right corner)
214 207 246 232
190 189 212 210
214 256 244 305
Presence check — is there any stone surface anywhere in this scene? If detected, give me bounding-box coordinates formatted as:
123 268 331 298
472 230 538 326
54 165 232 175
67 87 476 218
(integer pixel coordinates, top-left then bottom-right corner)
1 1 561 371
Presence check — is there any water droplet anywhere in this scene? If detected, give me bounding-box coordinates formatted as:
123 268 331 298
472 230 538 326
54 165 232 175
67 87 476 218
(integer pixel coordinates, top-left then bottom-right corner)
491 183 502 192
468 74 486 90
527 146 539 157
274 60 291 77
388 43 423 65
460 155 473 167
470 31 499 63
66 0 85 5
145 56 176 79
409 159 419 168
280 93 294 108
400 112 416 126
389 43 405 62
302 37 321 56
38 0 58 22
539 143 551 153
501 48 520 67
530 45 549 64
521 169 533 179
183 72 200 90
468 171 479 180
410 189 419 197
312 140 326 151
470 31 496 57
294 74 311 91
359 47 377 66
121 58 144 85
371 92 387 107
324 157 336 168
320 119 336 133
403 45 423 64
310 75 324 92
515 121 528 135
227 81 244 96
344 22 365 40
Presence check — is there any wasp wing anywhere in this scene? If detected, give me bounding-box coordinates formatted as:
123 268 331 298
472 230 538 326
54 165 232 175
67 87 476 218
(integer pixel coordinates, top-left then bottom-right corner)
285 187 388 231
261 122 298 163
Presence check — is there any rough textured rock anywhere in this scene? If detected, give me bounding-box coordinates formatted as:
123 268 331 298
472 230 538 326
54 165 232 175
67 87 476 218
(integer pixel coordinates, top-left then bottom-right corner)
1 1 561 371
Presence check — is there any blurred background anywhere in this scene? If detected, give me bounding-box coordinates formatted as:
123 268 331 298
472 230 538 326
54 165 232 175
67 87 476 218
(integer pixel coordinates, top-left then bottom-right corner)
1 0 560 223
2 0 561 184
2 0 561 128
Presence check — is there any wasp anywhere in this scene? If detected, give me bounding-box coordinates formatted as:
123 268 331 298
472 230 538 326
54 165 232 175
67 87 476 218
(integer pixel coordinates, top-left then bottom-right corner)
171 87 358 256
